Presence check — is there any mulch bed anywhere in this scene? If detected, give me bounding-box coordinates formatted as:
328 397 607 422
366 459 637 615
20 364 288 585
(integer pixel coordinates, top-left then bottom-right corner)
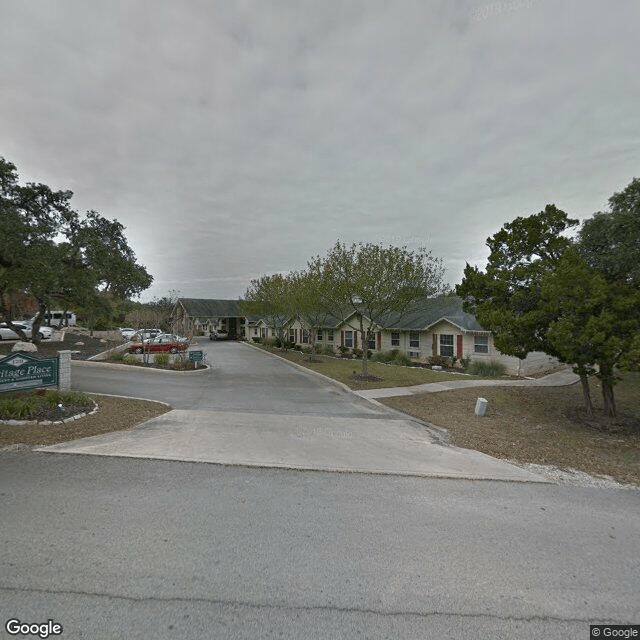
0 331 122 361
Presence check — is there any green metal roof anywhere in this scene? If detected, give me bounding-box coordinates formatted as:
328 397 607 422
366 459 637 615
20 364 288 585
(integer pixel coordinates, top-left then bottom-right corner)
178 298 246 318
177 296 486 332
379 296 487 332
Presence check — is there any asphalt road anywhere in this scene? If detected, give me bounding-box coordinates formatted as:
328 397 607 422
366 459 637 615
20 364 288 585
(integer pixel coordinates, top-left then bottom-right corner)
2 453 639 640
70 339 383 417
2 340 639 638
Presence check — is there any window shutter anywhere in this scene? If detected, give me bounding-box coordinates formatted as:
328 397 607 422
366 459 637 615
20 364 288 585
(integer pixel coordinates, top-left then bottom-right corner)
354 332 357 348
432 333 437 355
457 335 463 359
341 331 344 347
377 332 381 350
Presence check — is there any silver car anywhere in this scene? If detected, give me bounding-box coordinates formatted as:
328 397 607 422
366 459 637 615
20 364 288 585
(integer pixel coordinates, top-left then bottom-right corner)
0 322 32 340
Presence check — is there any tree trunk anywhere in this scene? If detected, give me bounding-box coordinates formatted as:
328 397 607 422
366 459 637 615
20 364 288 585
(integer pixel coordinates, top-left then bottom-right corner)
602 380 617 417
599 364 617 418
358 318 368 377
577 368 593 415
308 326 315 361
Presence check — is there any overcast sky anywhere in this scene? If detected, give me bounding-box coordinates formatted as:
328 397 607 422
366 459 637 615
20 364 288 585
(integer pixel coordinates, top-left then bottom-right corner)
1 1 638 301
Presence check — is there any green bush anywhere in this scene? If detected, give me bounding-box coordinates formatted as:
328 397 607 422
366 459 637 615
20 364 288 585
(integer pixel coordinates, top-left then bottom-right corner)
393 352 412 366
468 360 507 377
313 343 323 354
428 355 451 367
154 352 170 365
60 390 91 404
109 351 126 362
252 337 262 343
338 345 349 355
122 354 137 365
321 345 335 356
370 349 399 363
352 348 363 359
0 396 39 419
0 389 91 420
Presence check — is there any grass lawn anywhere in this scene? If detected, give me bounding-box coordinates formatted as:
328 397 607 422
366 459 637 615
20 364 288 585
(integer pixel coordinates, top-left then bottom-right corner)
253 345 480 390
382 372 640 486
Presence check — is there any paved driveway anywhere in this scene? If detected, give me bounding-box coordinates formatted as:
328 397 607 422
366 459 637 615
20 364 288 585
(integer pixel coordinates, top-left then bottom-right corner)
38 341 545 482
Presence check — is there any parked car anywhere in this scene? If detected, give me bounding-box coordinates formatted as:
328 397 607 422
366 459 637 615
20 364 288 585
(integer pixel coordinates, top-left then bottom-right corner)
209 330 218 341
120 327 137 340
35 325 53 340
149 333 190 345
127 339 189 354
131 329 162 341
0 322 32 340
21 320 53 340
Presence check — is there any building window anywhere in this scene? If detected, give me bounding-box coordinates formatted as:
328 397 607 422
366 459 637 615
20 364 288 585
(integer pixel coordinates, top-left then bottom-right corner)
302 329 309 344
317 329 323 342
391 332 400 347
344 331 353 348
367 334 376 350
289 328 295 343
474 335 489 353
327 330 334 342
440 334 454 357
409 331 420 348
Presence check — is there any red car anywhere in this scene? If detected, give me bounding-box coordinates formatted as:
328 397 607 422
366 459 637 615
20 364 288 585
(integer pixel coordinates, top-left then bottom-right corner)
127 340 188 354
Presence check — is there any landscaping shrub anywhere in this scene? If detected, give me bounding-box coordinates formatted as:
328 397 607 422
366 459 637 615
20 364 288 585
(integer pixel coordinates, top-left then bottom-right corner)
313 344 323 354
0 389 91 420
252 337 262 343
122 354 137 365
154 352 170 366
300 346 313 355
338 345 349 355
321 345 335 356
393 352 412 366
109 351 125 362
352 348 363 359
428 355 451 368
468 360 507 377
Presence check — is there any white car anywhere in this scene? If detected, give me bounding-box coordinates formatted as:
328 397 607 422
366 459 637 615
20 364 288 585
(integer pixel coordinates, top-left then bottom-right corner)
120 327 137 340
0 322 32 340
22 320 54 340
35 325 53 340
148 333 190 345
132 329 162 342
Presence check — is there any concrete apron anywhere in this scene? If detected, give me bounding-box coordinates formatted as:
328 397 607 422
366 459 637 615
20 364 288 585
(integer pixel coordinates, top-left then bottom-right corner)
37 409 548 483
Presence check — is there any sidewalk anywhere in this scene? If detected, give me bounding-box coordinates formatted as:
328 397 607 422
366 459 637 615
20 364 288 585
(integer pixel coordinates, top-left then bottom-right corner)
354 367 579 399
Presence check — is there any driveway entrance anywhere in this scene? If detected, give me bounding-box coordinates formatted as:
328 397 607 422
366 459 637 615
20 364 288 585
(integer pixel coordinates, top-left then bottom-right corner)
38 341 545 482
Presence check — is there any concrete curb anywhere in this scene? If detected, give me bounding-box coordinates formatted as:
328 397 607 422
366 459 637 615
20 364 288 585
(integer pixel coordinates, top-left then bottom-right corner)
71 359 210 374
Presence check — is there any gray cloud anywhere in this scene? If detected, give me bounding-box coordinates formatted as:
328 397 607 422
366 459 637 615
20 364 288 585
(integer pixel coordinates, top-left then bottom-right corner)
1 0 638 300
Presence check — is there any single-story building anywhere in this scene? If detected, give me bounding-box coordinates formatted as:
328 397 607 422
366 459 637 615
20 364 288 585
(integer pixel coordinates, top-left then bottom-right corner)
173 296 559 377
172 298 255 339
281 296 558 377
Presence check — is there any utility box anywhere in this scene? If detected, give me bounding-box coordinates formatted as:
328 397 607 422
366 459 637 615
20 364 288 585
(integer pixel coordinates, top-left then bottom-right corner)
475 397 488 417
